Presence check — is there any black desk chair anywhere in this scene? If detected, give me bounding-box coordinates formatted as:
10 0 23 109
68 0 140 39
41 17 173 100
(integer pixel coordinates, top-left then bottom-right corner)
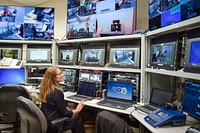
0 84 31 133
16 96 71 133
95 111 134 133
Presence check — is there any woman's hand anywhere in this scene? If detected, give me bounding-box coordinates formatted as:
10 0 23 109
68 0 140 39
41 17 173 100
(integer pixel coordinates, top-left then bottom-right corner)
72 101 84 115
76 101 85 112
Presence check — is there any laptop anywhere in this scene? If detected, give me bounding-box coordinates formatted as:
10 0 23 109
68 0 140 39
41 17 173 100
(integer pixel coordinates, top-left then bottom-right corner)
97 81 133 110
66 81 97 101
135 88 174 114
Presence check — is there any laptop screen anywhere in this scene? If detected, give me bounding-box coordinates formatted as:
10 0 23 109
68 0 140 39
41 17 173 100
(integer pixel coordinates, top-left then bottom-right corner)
150 88 173 106
106 81 133 101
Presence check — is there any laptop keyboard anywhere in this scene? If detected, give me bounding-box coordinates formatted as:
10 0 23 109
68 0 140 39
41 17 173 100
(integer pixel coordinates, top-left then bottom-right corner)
97 99 132 110
66 94 93 101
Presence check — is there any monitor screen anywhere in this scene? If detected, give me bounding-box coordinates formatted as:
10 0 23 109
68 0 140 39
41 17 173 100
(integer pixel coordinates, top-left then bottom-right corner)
0 68 25 84
67 0 137 39
189 40 200 64
149 42 178 70
27 48 51 63
182 81 200 121
79 72 90 81
59 49 77 65
149 0 200 31
150 88 174 106
106 81 133 101
184 37 200 73
81 48 105 66
0 6 54 40
0 48 22 60
90 73 101 82
109 47 140 68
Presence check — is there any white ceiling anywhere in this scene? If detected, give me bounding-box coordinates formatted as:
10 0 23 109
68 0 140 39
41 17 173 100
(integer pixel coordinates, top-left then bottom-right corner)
7 0 52 6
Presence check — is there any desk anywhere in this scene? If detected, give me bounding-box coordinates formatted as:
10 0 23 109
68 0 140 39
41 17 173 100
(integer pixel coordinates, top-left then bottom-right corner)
64 92 189 133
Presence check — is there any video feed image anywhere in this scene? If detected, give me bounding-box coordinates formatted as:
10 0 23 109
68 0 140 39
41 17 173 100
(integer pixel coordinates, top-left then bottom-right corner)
90 73 101 81
115 0 136 10
0 49 20 59
149 0 161 19
0 6 24 40
67 14 96 39
24 7 54 40
68 0 80 9
151 44 173 64
83 49 102 63
189 41 200 64
96 7 135 37
79 72 90 81
112 49 135 64
60 50 74 62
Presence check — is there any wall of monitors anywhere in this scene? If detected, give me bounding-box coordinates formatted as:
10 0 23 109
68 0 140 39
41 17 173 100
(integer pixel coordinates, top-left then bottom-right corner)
67 0 137 39
0 6 54 40
149 0 200 31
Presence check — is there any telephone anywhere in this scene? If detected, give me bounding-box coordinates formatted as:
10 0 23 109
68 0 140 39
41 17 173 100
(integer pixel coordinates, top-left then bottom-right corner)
0 57 22 67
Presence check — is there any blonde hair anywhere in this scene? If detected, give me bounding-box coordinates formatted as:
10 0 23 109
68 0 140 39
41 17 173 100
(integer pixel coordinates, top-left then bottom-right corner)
39 66 62 102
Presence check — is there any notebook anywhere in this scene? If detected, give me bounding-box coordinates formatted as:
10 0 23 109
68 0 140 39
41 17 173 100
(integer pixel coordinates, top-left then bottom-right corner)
135 88 174 114
97 81 133 110
66 82 97 101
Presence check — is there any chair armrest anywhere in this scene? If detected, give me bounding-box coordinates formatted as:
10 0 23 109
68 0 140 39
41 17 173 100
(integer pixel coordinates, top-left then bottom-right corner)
51 117 69 126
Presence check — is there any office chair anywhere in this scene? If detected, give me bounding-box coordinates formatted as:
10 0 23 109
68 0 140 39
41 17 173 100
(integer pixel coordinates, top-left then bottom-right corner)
95 111 134 133
16 96 71 133
0 84 31 133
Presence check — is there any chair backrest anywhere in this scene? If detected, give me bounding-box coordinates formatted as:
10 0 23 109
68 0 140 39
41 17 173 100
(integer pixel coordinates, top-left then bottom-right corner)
95 111 133 133
16 96 47 133
0 84 31 123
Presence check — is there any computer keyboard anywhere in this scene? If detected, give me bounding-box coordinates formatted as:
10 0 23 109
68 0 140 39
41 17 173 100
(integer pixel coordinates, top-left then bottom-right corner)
135 105 157 114
97 99 132 110
66 94 93 101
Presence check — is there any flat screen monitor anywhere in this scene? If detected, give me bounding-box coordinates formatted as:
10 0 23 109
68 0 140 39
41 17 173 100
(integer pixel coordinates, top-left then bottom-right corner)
79 72 90 81
149 0 200 31
27 48 51 63
149 41 180 70
106 81 133 101
81 48 105 66
184 37 200 73
66 0 137 39
0 6 54 40
0 68 25 85
58 49 78 65
0 48 22 60
182 81 200 121
109 47 140 68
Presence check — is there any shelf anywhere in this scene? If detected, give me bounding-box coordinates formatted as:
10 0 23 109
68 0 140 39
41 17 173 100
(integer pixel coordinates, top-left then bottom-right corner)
24 63 52 66
57 65 141 73
146 16 200 37
57 34 142 44
145 68 200 80
0 40 53 44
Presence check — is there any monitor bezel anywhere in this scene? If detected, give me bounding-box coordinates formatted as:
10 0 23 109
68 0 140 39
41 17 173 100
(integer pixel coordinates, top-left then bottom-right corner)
0 47 22 60
184 37 200 72
108 47 140 68
27 48 51 63
58 48 78 65
80 48 106 67
149 41 178 70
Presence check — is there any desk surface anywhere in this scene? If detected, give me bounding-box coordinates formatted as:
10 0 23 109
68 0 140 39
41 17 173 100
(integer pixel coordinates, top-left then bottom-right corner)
64 92 188 133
